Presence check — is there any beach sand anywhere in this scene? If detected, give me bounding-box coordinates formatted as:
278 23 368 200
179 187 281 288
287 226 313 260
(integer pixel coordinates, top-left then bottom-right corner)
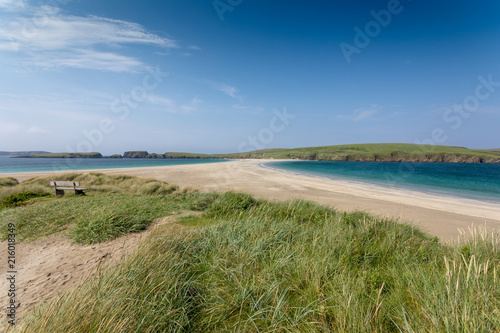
5 159 500 241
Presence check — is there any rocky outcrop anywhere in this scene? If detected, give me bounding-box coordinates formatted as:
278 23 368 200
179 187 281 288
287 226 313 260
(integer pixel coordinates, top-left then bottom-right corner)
123 151 149 158
283 152 500 163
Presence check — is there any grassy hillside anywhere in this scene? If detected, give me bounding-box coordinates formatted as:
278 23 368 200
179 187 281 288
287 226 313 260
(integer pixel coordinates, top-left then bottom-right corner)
185 143 500 163
1 174 499 331
480 149 500 157
163 152 212 158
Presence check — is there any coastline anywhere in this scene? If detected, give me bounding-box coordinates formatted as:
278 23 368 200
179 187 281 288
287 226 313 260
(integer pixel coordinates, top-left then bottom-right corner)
3 159 500 240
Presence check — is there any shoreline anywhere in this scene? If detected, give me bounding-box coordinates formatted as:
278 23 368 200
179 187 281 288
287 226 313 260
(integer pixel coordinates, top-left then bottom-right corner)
3 159 500 240
260 161 500 204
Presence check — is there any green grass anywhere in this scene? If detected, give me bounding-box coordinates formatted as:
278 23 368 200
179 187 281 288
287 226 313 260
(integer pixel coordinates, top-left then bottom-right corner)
0 177 19 187
218 143 500 162
164 152 212 158
0 190 51 209
0 173 199 243
159 143 500 163
13 189 500 332
0 194 186 244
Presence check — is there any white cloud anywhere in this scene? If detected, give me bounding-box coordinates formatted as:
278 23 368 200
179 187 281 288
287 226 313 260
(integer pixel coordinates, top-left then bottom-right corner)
232 104 265 112
0 122 21 133
29 49 143 72
147 95 175 107
26 126 49 134
0 0 26 10
146 95 201 114
0 7 179 72
0 123 49 135
217 84 238 98
352 109 378 121
181 97 202 112
4 14 177 50
338 104 383 122
188 45 201 51
205 80 242 100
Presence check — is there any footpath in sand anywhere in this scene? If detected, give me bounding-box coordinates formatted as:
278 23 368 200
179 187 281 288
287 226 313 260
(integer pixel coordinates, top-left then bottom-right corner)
0 217 189 325
6 159 500 240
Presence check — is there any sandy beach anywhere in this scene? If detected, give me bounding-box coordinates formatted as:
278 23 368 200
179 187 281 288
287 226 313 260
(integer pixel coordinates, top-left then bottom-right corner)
5 159 500 240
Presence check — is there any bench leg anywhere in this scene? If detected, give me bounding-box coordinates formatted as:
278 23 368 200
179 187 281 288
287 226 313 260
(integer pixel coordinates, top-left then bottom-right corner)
55 189 65 196
74 189 85 195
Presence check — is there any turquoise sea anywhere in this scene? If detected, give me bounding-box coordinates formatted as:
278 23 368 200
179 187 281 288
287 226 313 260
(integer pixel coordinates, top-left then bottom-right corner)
265 161 500 203
0 157 227 174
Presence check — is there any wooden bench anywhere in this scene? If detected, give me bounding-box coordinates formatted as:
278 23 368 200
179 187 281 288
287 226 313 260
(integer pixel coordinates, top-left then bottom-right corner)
50 181 87 196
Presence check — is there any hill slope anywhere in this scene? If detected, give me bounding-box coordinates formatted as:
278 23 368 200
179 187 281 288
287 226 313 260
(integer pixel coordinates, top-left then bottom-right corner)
190 143 500 163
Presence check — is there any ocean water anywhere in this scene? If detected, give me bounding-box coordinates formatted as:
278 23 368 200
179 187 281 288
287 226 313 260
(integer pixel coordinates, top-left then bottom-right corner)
266 161 500 202
0 157 228 174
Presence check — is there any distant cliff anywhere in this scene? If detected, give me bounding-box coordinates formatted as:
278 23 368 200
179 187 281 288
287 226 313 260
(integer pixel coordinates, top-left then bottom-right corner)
0 151 50 157
123 151 149 158
19 152 103 158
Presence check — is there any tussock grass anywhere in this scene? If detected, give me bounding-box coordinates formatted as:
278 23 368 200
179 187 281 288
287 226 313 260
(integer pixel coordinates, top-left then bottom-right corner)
0 190 51 209
17 191 500 332
0 194 179 243
21 172 185 196
0 176 19 187
0 173 203 243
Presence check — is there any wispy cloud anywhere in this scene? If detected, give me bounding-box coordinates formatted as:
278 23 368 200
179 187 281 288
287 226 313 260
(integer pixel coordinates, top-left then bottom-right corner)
0 6 179 72
0 122 49 135
0 122 21 134
29 49 144 72
232 104 265 113
26 126 49 134
0 0 26 10
147 95 175 107
204 80 242 100
146 94 202 114
181 97 202 112
338 104 383 122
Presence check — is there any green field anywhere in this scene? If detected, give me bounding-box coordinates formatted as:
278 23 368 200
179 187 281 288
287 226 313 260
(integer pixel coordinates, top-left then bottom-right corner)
162 143 500 163
208 143 500 163
1 173 499 332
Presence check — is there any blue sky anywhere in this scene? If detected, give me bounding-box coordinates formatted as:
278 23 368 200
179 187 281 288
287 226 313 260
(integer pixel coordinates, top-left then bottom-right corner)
1 0 499 154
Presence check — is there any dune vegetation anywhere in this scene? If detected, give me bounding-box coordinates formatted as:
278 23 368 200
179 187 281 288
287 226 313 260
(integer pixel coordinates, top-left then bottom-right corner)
0 173 499 332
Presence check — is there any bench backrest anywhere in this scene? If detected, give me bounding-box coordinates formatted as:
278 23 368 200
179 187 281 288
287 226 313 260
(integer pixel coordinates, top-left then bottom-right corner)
50 181 80 187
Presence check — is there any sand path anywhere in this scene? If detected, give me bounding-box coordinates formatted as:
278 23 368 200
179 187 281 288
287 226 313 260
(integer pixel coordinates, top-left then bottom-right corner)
0 216 190 327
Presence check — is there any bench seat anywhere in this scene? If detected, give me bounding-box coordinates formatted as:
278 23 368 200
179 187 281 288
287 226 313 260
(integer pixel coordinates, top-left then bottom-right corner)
50 181 87 196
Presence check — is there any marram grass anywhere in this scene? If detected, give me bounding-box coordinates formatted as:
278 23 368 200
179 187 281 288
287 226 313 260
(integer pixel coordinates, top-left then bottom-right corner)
12 190 500 332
